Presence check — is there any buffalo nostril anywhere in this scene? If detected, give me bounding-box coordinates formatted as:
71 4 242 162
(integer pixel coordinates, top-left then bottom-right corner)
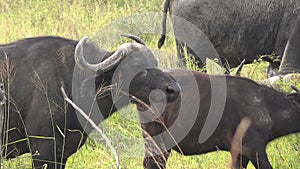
166 84 180 101
166 86 176 93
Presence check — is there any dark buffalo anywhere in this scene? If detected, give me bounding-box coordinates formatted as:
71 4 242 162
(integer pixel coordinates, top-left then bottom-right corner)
0 36 180 169
158 0 300 74
139 69 300 169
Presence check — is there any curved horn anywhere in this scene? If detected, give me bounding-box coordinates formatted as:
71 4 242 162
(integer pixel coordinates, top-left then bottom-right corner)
121 34 146 46
75 36 145 74
74 36 98 73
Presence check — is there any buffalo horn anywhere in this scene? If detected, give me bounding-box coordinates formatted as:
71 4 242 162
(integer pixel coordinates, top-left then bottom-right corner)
75 36 144 74
121 34 146 46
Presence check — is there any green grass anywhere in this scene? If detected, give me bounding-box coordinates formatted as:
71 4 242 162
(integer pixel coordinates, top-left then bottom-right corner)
1 0 299 168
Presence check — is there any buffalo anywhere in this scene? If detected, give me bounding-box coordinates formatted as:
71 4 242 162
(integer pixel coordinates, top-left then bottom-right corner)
0 36 180 169
158 0 300 75
139 69 300 169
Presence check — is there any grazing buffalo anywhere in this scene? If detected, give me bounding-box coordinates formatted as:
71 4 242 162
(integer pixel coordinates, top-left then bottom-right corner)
139 69 300 169
0 36 180 169
158 0 300 74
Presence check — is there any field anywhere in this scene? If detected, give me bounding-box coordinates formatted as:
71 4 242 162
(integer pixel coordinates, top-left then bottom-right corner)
0 0 299 168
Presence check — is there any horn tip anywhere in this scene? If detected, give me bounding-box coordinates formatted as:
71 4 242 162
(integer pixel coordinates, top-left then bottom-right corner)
80 36 89 43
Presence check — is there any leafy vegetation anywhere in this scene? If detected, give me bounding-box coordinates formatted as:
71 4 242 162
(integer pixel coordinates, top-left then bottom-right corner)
0 0 299 168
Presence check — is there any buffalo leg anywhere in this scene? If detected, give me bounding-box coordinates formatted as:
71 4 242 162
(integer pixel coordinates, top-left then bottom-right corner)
142 133 170 169
175 39 186 67
242 131 272 169
31 128 86 169
241 155 250 169
31 131 86 169
232 154 249 169
143 133 170 169
186 45 205 68
175 39 205 69
248 148 272 169
143 150 171 169
141 121 171 169
31 138 66 169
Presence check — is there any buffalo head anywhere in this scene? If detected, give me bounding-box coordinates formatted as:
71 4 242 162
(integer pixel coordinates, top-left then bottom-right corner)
129 68 180 104
74 36 180 114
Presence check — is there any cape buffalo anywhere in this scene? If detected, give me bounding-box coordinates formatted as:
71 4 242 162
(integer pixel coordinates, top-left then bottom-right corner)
0 36 180 169
158 0 300 75
139 69 300 169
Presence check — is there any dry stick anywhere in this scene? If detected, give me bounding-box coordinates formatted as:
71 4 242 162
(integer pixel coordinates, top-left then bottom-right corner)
60 87 121 169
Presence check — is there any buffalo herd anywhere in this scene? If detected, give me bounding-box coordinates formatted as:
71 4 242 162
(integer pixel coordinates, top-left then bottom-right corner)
1 1 300 169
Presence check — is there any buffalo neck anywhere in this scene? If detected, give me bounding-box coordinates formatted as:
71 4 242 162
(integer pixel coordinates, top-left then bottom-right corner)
94 67 129 120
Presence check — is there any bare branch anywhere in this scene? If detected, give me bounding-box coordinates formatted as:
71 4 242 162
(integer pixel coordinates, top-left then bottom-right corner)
60 87 121 169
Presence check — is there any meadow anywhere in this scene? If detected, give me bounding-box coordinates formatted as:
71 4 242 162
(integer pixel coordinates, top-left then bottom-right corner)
0 0 299 168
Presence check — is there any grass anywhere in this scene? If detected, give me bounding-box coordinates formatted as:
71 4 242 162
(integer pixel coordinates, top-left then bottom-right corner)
0 0 299 168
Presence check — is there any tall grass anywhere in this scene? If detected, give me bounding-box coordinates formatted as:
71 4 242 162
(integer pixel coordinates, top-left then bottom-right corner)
1 0 299 168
